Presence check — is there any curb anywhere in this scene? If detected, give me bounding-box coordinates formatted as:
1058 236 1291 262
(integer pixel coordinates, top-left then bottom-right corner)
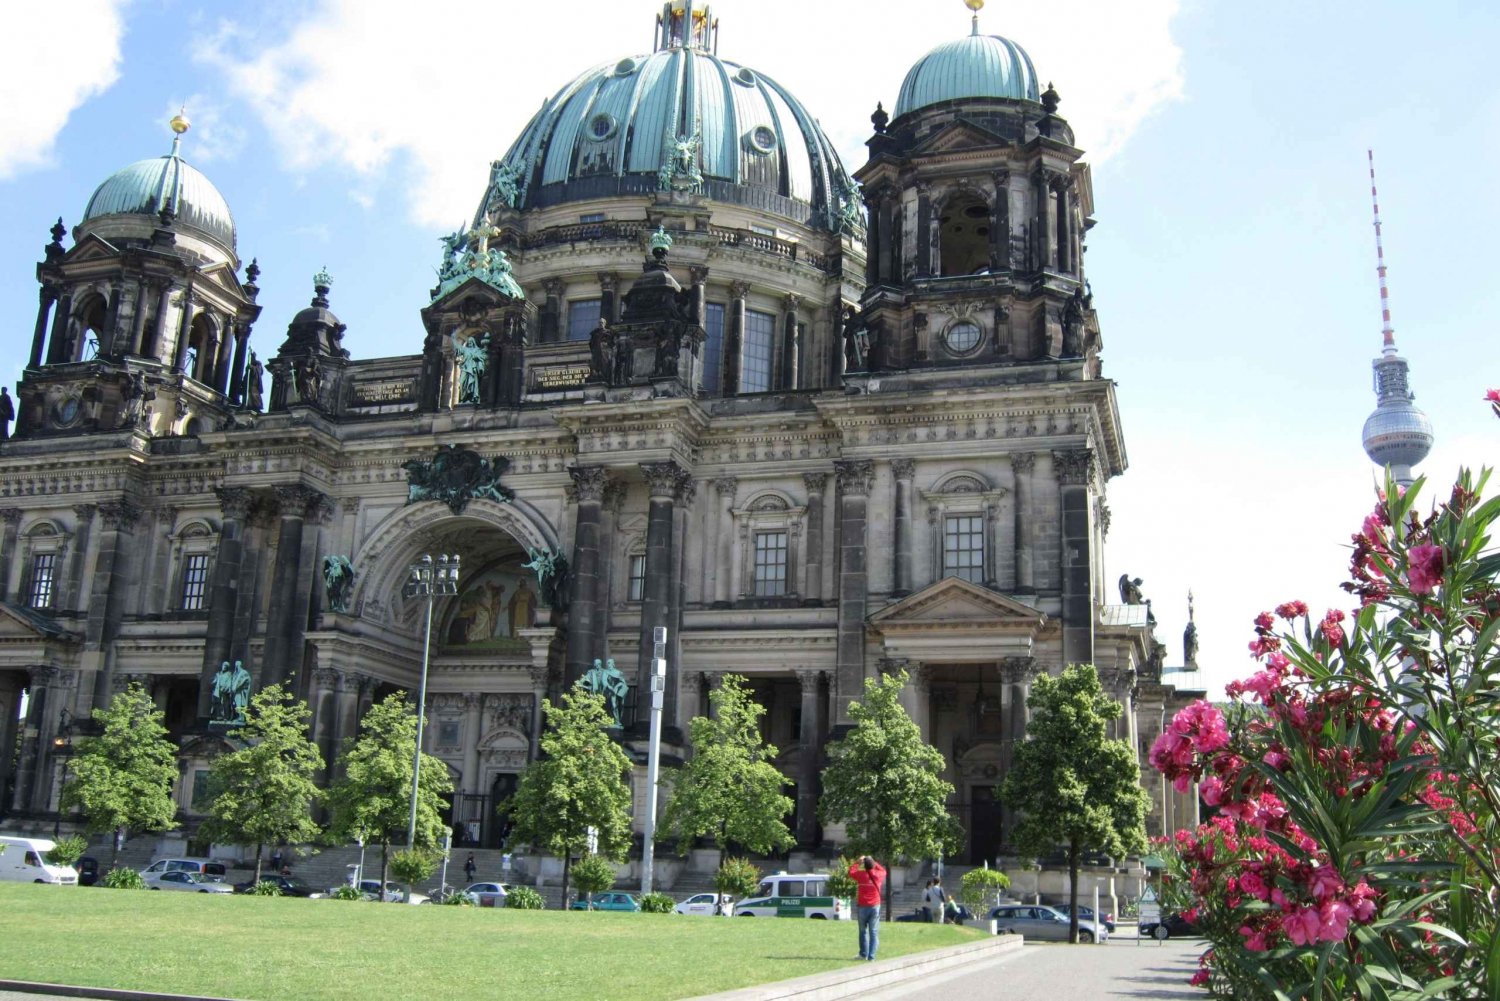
684 933 1026 1000
0 982 247 1001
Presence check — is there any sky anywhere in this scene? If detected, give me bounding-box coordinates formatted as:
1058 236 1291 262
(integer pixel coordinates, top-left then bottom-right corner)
0 0 1496 701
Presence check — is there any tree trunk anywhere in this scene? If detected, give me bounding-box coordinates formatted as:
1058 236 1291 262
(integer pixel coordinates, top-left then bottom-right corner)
1067 838 1080 944
254 842 263 884
562 853 571 910
380 842 390 903
109 828 119 869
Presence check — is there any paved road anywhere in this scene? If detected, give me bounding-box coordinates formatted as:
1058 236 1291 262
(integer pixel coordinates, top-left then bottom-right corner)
858 935 1207 1001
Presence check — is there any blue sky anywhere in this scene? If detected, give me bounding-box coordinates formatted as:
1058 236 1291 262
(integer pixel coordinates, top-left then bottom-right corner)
1 0 1495 700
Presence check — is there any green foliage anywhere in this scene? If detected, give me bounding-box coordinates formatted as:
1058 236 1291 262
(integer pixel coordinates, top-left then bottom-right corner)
504 885 545 910
197 685 324 878
329 884 364 901
44 836 86 868
388 847 439 887
640 892 675 914
61 685 179 849
443 891 475 905
100 867 146 890
660 674 794 864
571 853 617 905
714 857 762 899
248 880 283 896
960 867 1011 913
819 669 963 870
325 693 453 852
825 858 858 901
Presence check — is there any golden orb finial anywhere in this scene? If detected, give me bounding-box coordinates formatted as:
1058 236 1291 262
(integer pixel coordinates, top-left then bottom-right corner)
965 0 984 11
169 107 190 135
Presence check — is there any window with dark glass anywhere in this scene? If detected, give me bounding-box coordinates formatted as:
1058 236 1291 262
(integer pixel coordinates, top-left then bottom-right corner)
180 553 210 611
753 530 788 596
943 515 984 584
742 310 775 393
28 552 56 609
567 298 602 341
702 302 725 393
628 554 646 602
579 212 605 224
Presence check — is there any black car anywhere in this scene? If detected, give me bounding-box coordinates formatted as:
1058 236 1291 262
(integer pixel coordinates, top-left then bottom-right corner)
233 874 321 897
76 856 100 887
1139 912 1200 939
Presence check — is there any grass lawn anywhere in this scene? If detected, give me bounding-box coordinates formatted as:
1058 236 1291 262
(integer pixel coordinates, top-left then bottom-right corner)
0 884 982 1001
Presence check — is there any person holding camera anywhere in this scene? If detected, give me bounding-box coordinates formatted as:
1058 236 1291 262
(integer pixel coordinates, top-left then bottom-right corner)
848 855 887 961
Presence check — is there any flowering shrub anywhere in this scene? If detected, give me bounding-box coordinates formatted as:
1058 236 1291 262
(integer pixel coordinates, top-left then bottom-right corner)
1153 433 1498 997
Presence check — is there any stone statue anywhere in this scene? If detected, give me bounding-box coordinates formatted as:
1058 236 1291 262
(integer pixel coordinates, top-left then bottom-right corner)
0 386 12 440
245 352 264 411
1062 286 1085 357
841 307 866 372
583 657 629 726
438 229 466 283
210 659 252 724
452 331 490 404
658 127 703 191
487 160 520 211
322 554 355 614
588 320 613 383
1118 574 1144 606
522 546 570 611
119 372 148 429
294 354 321 405
402 444 514 515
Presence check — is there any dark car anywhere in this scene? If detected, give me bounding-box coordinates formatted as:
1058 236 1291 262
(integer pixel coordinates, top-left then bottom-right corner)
1139 912 1200 939
233 874 321 897
1053 902 1116 932
76 856 100 887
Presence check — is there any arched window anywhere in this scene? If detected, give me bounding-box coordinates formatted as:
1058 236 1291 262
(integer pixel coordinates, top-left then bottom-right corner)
939 194 992 277
71 293 109 361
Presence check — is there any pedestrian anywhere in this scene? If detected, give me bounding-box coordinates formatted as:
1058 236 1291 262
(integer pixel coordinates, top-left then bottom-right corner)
848 855 887 961
270 847 283 873
932 876 949 924
923 877 945 924
921 879 937 923
464 852 477 883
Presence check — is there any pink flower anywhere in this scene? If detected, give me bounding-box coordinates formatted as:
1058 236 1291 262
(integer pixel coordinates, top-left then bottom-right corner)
1319 609 1346 648
1239 871 1269 901
1317 899 1354 942
1486 388 1500 404
1349 882 1378 922
1275 600 1308 619
1254 611 1275 631
1173 772 1193 794
1263 749 1291 771
1407 544 1444 594
1190 969 1211 987
1308 865 1343 901
1283 905 1322 946
1200 776 1226 806
1238 925 1270 952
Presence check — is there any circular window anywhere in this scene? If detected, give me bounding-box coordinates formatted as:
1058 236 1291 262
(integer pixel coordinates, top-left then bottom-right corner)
745 125 777 155
587 113 616 142
944 321 982 355
734 66 757 87
614 58 638 76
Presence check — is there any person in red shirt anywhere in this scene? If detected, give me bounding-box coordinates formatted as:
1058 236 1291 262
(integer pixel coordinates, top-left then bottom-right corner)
849 855 887 961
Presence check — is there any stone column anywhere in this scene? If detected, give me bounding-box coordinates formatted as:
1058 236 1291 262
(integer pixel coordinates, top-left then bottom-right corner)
198 487 253 717
564 466 609 687
330 671 362 780
782 293 801 390
540 278 565 343
1054 449 1095 667
126 279 150 357
143 507 176 614
833 460 874 724
462 693 483 795
528 667 550 763
989 170 1010 271
1011 453 1035 592
794 668 825 847
1000 656 1037 838
595 480 626 662
726 281 749 396
670 477 695 730
679 671 704 725
147 281 173 359
234 500 275 682
10 667 55 812
0 509 21 602
31 286 56 368
983 497 999 589
637 461 687 730
801 473 826 606
864 191 881 285
172 292 196 371
310 668 340 781
45 292 72 364
85 501 139 710
711 477 737 607
910 664 934 744
62 504 95 612
227 324 249 404
891 459 915 596
260 485 321 690
598 272 619 324
0 672 23 815
915 183 933 277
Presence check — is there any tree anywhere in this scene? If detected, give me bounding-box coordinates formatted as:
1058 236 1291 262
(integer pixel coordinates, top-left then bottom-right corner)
819 669 962 916
660 673 794 877
61 683 178 867
570 853 616 909
198 684 324 883
325 692 453 899
505 684 632 906
1002 664 1147 943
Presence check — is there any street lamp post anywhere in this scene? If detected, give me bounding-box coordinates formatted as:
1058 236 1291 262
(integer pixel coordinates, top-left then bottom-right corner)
403 553 460 849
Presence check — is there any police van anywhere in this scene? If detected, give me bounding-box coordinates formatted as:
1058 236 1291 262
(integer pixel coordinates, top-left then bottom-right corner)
735 872 850 920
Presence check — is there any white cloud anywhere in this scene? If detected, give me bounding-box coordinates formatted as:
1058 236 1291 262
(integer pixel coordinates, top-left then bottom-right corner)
0 1 128 178
196 0 1183 228
163 95 246 164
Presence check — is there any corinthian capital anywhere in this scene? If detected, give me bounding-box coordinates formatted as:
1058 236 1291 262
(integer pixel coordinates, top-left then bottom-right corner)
1052 449 1095 486
569 466 610 502
98 500 142 531
641 460 689 500
834 459 874 497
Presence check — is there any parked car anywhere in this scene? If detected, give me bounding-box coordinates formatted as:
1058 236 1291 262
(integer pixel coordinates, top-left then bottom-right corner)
1052 902 1116 932
0 835 79 884
895 903 972 923
233 874 322 897
346 878 428 904
139 858 228 881
990 904 1107 943
570 891 640 912
462 882 510 907
76 856 100 887
147 871 234 894
1138 912 1200 940
674 892 734 916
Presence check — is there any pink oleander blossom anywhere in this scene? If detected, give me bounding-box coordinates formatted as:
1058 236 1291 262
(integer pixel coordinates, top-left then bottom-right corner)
1283 905 1322 946
1407 544 1444 595
1318 899 1355 942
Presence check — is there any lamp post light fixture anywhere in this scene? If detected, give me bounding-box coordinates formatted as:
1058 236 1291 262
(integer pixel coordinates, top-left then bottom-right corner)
52 708 75 839
403 552 461 849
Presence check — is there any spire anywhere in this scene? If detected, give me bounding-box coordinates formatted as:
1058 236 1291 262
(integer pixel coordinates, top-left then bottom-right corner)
1368 150 1396 357
966 0 983 35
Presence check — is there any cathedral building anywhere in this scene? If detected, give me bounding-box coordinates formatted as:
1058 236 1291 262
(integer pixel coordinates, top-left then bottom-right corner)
0 1 1200 860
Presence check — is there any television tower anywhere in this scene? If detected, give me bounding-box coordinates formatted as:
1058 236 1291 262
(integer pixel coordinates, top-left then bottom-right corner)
1360 150 1433 487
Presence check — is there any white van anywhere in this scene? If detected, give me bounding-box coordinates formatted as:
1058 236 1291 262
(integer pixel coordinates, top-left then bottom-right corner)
0 836 79 884
735 872 850 920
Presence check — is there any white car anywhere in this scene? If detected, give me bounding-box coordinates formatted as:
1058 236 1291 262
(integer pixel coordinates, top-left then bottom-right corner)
675 893 735 916
462 881 509 906
146 870 234 894
350 878 428 904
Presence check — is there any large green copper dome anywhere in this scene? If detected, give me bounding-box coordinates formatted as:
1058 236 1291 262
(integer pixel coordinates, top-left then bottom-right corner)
80 145 235 250
894 30 1040 119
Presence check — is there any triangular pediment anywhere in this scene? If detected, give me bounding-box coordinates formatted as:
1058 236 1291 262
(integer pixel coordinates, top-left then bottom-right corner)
912 118 1009 156
63 233 122 263
869 577 1045 630
0 602 80 642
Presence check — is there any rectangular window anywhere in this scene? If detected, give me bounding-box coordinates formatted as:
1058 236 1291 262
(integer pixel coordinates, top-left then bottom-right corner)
180 553 210 611
566 298 602 341
627 554 646 602
943 514 985 584
701 302 725 393
28 552 56 609
753 530 788 596
579 213 605 224
438 721 461 746
191 770 214 809
749 224 776 238
741 310 775 393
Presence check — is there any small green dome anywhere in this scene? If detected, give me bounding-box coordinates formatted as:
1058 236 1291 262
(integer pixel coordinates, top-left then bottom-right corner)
894 32 1040 119
81 149 235 250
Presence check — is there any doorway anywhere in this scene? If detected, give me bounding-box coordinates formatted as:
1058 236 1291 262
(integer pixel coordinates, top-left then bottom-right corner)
489 773 517 849
970 785 1004 864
